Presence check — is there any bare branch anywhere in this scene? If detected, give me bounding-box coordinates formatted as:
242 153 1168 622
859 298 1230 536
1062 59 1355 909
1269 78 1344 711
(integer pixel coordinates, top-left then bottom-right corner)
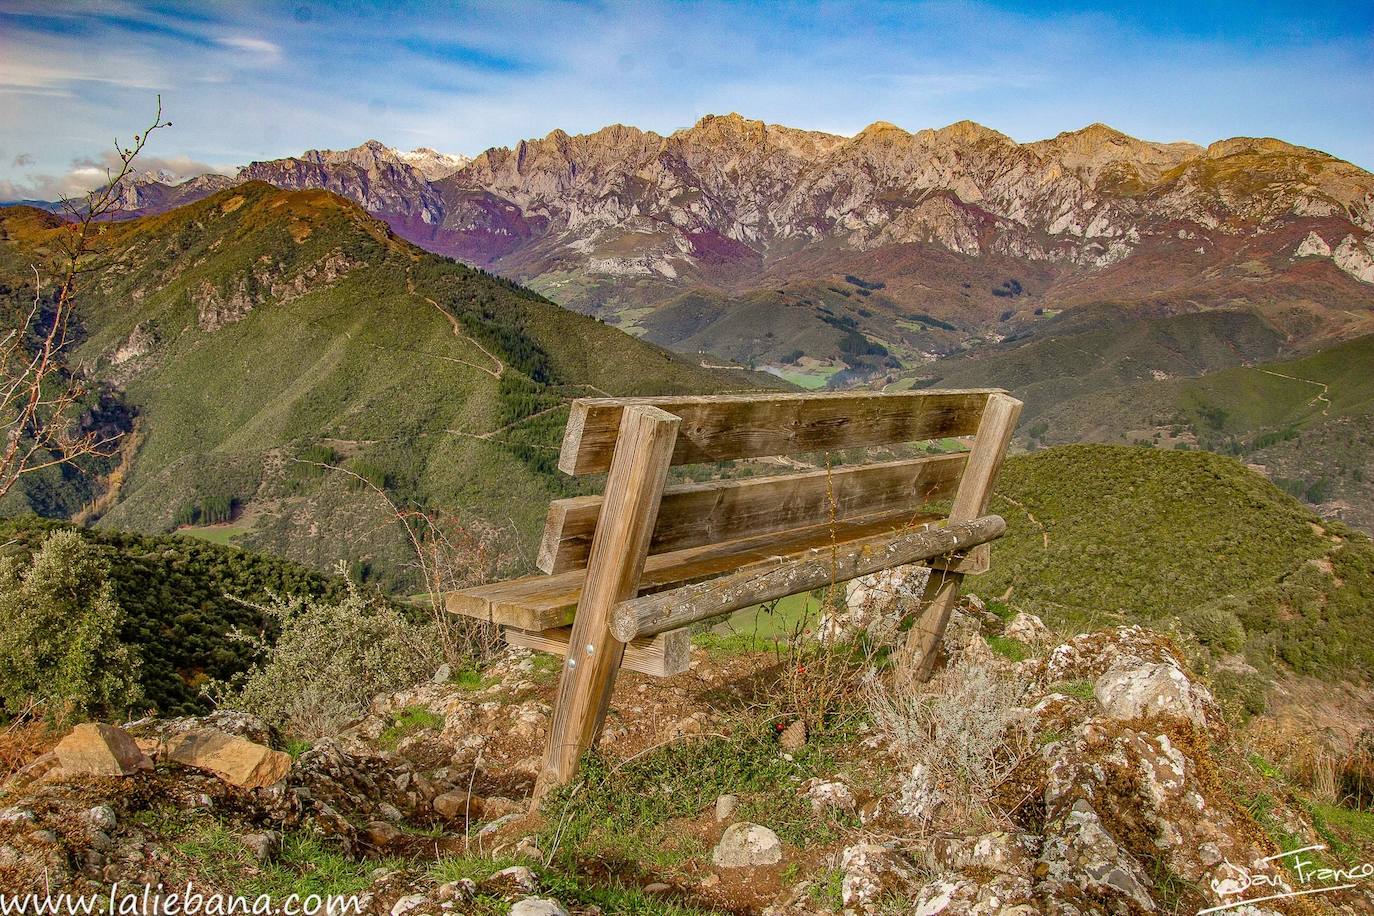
0 98 171 502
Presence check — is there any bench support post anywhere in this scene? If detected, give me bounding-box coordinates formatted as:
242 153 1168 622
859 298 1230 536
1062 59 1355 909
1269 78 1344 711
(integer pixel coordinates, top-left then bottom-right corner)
901 392 1022 680
534 405 681 799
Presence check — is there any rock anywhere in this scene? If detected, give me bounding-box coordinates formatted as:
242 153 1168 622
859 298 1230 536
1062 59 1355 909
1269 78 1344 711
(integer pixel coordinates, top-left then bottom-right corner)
389 895 426 916
432 790 476 821
509 899 568 916
432 663 452 684
477 812 521 838
165 729 291 788
829 564 930 643
643 882 670 893
804 779 856 815
436 880 476 903
896 764 943 825
513 835 543 861
840 843 915 915
1295 230 1331 258
84 805 117 832
362 821 403 848
1003 612 1050 644
1044 625 1180 683
1039 798 1156 911
54 723 151 777
778 719 807 751
151 709 276 745
481 796 523 820
480 865 539 896
1094 661 1215 728
933 831 1035 875
2 751 61 791
714 794 738 822
241 831 280 863
0 807 34 826
712 822 783 868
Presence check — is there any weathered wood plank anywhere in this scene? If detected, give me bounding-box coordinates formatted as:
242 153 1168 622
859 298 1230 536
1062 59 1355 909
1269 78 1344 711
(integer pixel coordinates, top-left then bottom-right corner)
449 508 946 631
536 405 680 797
557 390 1002 476
901 392 1023 680
538 452 969 574
611 514 1008 641
504 626 690 678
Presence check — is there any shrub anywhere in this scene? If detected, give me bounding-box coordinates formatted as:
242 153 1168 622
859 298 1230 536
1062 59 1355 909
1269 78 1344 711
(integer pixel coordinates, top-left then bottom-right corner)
1181 600 1247 655
0 530 142 723
215 577 442 738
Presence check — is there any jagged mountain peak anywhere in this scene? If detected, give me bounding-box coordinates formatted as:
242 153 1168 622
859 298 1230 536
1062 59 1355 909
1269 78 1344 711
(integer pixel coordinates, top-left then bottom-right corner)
1205 135 1329 161
923 119 1015 146
855 120 908 138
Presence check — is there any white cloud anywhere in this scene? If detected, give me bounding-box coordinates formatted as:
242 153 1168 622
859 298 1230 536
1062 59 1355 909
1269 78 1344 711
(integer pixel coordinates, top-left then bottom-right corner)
214 36 282 58
2 150 236 201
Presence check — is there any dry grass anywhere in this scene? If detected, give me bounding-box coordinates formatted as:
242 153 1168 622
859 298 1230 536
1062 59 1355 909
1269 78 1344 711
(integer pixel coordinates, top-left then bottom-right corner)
869 655 1033 831
1247 716 1364 807
0 708 56 782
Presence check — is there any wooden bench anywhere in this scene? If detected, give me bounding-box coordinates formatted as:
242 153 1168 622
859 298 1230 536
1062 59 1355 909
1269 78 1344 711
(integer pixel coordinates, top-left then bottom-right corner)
447 389 1022 794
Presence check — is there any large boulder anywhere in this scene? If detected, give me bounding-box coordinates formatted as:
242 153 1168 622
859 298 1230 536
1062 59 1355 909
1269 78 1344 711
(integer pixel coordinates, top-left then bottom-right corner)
712 822 783 868
1094 661 1215 728
53 724 151 777
165 729 291 788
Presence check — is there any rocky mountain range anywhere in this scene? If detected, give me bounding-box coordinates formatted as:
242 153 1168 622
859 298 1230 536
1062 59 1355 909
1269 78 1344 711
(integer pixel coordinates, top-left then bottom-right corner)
56 113 1374 386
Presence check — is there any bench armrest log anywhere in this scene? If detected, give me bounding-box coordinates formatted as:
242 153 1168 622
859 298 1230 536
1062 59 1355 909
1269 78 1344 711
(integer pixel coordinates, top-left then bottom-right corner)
610 514 1007 641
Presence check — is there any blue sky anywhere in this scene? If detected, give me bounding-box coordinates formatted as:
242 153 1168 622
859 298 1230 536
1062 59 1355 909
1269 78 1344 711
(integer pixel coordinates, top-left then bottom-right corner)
1 0 1371 198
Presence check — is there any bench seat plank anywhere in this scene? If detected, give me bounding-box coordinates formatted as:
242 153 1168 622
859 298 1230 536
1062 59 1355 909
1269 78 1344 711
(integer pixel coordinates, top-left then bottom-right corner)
447 508 946 631
538 452 969 574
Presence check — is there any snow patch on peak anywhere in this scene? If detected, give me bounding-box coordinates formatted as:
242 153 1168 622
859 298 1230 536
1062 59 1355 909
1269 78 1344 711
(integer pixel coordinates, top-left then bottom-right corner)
396 147 471 181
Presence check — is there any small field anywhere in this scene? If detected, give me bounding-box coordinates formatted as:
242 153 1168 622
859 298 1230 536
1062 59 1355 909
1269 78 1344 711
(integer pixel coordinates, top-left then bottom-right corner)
175 516 254 547
763 363 841 390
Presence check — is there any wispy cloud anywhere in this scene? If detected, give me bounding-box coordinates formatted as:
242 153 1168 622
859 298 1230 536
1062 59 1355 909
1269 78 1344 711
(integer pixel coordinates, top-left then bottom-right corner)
214 36 281 57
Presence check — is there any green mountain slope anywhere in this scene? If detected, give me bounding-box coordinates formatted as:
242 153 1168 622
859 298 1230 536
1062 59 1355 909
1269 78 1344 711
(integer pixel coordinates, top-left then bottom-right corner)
0 185 771 585
922 303 1288 418
1031 334 1374 529
988 445 1374 695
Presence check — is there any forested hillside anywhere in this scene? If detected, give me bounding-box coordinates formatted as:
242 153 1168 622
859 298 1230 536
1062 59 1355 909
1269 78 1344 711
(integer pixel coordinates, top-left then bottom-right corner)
0 186 771 586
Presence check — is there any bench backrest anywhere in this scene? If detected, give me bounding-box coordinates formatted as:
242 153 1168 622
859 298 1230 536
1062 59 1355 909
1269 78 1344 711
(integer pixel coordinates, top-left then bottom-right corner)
539 388 1019 575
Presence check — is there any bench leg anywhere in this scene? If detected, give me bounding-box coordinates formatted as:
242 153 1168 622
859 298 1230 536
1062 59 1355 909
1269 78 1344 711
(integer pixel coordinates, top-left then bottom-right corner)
897 391 1020 682
898 569 964 681
534 406 681 800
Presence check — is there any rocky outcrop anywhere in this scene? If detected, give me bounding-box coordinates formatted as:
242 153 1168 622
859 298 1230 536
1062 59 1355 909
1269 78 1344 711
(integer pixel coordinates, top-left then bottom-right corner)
192 248 361 330
0 633 1361 914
